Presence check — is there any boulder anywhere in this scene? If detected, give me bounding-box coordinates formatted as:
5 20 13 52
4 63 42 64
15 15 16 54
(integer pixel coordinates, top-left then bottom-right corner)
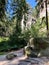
24 46 38 57
6 53 17 60
24 37 49 57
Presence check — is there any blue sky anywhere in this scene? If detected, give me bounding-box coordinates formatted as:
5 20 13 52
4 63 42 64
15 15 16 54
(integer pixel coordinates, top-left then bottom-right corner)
6 0 37 19
26 0 37 8
6 0 17 19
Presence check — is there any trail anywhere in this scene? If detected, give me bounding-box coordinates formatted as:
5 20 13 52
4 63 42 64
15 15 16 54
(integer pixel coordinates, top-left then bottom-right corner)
0 49 49 65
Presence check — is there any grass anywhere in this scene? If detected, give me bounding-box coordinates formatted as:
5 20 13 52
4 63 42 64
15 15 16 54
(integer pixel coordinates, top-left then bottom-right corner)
0 52 6 55
0 37 9 42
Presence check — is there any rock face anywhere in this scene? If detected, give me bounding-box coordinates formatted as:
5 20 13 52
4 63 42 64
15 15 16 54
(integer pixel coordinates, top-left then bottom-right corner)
28 38 35 49
24 46 38 57
6 53 17 60
40 47 49 57
33 38 49 49
24 37 49 57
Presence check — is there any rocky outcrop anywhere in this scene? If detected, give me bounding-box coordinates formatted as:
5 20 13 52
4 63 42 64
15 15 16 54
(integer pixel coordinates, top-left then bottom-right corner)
24 46 38 57
24 37 49 57
39 47 49 57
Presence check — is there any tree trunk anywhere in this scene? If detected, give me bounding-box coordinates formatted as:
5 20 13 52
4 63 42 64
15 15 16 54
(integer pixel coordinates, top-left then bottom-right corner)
21 15 25 33
45 0 48 31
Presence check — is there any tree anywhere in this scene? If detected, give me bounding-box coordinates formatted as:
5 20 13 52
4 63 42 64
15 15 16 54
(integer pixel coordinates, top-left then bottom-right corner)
45 0 48 31
0 0 5 20
5 0 28 33
0 0 28 36
16 0 28 33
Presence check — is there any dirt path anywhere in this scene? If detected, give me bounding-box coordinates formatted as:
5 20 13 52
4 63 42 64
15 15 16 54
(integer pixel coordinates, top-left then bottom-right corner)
0 49 49 65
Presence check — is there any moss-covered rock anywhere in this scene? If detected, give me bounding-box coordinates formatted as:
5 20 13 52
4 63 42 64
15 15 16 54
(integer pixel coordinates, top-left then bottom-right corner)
6 53 17 60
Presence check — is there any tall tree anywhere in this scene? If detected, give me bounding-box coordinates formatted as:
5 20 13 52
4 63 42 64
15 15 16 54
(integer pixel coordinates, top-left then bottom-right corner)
16 0 28 33
5 0 28 33
45 0 48 31
0 0 5 20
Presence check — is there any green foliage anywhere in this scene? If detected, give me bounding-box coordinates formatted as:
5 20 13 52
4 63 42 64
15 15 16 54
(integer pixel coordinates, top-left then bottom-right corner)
21 18 47 39
0 37 9 42
29 18 47 37
32 8 38 18
0 0 5 19
30 24 39 37
0 0 28 52
9 31 27 49
15 0 28 33
0 17 17 36
22 30 31 43
0 18 47 52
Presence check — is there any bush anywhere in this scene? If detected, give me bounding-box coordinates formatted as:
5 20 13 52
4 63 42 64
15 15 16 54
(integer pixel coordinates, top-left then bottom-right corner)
9 32 27 49
29 18 47 37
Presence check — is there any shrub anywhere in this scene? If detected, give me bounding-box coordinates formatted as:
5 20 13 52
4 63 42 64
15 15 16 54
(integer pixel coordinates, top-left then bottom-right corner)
29 18 47 37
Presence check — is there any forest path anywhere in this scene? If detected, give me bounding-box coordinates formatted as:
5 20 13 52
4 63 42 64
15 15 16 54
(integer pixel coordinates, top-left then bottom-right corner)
0 48 49 65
